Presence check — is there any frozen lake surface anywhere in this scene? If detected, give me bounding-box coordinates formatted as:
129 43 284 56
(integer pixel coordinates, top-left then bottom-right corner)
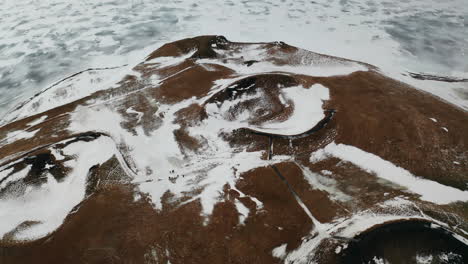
0 0 467 118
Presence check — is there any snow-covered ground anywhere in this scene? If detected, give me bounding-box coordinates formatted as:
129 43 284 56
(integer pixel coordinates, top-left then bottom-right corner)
0 0 467 119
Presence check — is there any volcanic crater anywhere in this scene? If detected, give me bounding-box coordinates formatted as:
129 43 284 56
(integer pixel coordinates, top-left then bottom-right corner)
0 36 467 264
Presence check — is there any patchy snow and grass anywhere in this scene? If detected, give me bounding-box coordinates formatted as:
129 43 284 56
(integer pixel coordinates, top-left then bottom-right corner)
310 142 468 204
0 165 30 190
0 167 15 183
199 44 368 77
68 92 283 219
3 66 132 123
298 163 351 202
0 136 116 241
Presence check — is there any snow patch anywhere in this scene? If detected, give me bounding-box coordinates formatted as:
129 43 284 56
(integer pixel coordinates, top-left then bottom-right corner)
145 50 197 68
371 256 386 264
234 199 250 225
126 107 143 123
272 243 288 259
416 254 433 264
335 246 342 254
26 115 48 127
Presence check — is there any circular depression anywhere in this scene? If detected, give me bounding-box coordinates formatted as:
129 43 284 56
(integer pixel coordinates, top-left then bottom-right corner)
202 74 331 138
339 220 468 264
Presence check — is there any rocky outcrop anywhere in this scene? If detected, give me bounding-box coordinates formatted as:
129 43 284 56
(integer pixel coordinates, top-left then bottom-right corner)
0 36 467 263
